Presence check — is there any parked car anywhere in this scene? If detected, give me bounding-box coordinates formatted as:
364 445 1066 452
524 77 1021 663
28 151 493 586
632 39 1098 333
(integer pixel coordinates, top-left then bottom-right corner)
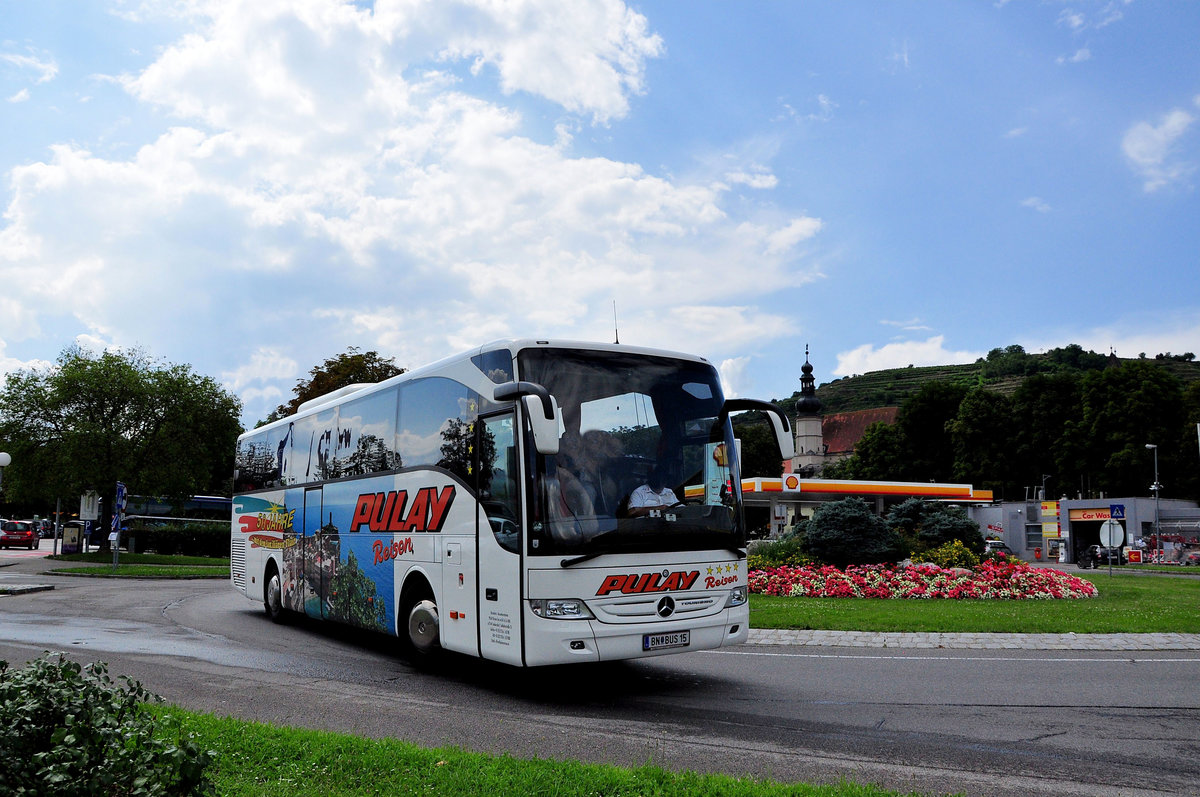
26 519 54 539
1077 544 1125 569
1183 548 1200 566
0 520 39 550
984 540 1015 557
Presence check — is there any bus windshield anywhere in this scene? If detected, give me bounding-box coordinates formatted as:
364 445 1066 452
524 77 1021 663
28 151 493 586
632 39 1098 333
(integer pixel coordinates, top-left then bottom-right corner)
518 347 743 558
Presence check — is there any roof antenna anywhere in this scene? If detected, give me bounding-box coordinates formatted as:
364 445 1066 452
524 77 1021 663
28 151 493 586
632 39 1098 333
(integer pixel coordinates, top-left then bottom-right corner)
613 300 620 344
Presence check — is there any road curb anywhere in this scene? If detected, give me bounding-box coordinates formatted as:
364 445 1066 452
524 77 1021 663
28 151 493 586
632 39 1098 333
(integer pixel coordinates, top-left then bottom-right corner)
0 584 55 595
747 628 1200 650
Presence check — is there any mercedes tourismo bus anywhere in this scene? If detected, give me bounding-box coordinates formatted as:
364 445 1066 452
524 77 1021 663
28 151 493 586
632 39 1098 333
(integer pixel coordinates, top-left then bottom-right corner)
231 339 793 667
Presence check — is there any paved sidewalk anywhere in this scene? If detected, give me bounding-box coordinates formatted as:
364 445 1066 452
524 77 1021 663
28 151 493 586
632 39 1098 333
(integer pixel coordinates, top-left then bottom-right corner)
747 628 1200 650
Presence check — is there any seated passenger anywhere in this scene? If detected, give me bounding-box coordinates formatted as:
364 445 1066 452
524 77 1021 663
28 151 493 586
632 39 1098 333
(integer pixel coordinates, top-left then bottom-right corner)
558 429 622 514
626 467 682 517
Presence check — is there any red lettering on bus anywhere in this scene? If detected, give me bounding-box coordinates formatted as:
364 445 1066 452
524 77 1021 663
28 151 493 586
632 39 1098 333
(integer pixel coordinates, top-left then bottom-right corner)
426 486 456 530
350 493 378 532
351 486 457 533
595 570 700 596
385 490 409 531
399 488 429 532
373 536 414 565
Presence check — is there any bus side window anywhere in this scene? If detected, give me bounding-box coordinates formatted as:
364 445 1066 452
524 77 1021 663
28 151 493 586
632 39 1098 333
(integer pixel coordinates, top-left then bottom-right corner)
336 387 399 476
235 431 270 491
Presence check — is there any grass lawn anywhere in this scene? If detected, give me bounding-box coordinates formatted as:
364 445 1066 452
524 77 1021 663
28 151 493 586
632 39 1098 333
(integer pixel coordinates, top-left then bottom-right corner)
47 552 228 578
51 552 229 566
162 707 913 797
53 564 227 578
749 572 1200 634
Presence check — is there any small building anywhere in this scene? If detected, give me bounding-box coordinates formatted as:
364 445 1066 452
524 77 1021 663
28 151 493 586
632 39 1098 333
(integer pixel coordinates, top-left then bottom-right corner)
967 496 1200 563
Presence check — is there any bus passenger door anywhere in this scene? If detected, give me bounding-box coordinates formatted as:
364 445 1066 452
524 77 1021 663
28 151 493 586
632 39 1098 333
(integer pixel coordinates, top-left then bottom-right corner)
475 412 525 666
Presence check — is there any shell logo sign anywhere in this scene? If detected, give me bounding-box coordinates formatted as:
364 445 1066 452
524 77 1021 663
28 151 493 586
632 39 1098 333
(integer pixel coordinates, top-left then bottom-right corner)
784 474 801 490
711 443 729 467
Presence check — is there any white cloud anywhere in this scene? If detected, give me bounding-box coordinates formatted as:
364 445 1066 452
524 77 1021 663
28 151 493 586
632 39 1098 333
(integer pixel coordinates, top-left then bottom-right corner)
1057 10 1086 31
880 317 933 332
7 89 31 103
834 336 984 377
0 338 54 387
1021 196 1051 213
1057 48 1091 65
718 356 751 399
1026 312 1200 363
221 347 299 393
764 217 824 255
1122 107 1196 191
0 50 59 84
0 0 823 424
725 170 778 189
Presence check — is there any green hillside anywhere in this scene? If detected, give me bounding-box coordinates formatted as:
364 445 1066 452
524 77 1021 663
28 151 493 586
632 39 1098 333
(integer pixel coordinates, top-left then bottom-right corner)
774 346 1200 416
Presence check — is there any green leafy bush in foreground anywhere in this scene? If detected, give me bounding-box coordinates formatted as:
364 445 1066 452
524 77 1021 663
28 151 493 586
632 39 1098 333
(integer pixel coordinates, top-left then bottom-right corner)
0 654 215 796
920 539 980 570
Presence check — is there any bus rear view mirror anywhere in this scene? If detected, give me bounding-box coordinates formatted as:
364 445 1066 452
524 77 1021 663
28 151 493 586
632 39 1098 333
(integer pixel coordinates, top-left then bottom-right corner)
493 381 561 456
721 399 795 460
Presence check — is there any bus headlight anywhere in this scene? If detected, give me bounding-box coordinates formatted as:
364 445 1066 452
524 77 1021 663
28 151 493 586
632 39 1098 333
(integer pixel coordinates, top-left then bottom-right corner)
724 585 747 608
529 598 594 619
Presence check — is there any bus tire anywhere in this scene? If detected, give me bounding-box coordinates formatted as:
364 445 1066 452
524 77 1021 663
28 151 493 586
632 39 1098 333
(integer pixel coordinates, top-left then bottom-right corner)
398 580 440 661
264 562 287 624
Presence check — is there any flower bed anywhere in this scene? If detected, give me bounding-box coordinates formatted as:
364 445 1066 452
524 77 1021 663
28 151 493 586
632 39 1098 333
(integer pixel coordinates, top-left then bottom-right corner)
748 558 1098 600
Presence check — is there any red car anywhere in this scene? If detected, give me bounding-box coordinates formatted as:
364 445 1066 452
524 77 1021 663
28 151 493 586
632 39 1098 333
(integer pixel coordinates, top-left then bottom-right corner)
1 520 39 550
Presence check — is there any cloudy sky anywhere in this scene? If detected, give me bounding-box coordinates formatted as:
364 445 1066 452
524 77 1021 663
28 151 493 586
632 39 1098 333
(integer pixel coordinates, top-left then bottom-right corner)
2 0 1198 426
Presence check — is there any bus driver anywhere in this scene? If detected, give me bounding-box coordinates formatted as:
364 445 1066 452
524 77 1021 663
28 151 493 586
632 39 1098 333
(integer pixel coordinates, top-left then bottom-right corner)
626 466 683 517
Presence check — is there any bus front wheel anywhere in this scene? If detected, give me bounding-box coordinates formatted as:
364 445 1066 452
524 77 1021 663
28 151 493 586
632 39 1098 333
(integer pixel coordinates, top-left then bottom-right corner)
407 599 440 654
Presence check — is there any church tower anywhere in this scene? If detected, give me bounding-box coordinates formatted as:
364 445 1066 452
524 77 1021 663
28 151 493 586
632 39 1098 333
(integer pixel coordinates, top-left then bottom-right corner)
789 346 825 476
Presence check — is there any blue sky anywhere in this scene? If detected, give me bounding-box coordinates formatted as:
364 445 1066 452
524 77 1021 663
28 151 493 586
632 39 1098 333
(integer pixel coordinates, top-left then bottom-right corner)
2 0 1197 427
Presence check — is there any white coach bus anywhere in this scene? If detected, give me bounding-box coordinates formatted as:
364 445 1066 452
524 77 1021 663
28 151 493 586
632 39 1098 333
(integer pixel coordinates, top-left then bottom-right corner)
231 339 793 667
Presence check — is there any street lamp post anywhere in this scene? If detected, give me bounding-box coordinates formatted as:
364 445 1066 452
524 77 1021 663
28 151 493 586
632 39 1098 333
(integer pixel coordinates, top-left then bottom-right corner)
1145 444 1160 563
0 452 10 500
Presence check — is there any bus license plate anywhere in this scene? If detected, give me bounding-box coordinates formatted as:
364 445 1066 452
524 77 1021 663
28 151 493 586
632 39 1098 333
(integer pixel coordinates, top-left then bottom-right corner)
643 631 690 651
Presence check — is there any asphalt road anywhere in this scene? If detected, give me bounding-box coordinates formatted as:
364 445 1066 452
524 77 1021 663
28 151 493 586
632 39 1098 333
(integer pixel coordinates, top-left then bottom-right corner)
2 556 1198 797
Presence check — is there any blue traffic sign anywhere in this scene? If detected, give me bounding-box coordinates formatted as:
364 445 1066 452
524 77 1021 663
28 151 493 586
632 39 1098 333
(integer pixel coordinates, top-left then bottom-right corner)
1110 503 1125 520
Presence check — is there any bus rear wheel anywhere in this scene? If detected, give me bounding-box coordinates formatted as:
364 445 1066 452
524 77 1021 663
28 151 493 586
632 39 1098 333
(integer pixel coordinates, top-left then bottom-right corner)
264 565 287 623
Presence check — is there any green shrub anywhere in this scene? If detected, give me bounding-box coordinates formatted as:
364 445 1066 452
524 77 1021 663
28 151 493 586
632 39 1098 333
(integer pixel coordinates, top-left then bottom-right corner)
126 523 227 558
922 539 980 570
802 498 904 568
0 654 214 796
887 498 985 557
746 536 812 570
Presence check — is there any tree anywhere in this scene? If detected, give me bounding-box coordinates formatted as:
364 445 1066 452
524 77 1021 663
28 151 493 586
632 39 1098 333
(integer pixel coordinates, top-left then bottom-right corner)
894 381 969 482
733 419 784 478
1010 372 1083 500
1045 343 1107 372
263 347 404 425
0 346 242 527
1064 361 1185 497
949 388 1014 496
802 498 903 568
834 420 905 480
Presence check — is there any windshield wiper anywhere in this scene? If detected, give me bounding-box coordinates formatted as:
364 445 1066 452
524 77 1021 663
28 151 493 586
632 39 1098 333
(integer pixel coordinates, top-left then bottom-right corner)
560 551 604 568
559 530 623 567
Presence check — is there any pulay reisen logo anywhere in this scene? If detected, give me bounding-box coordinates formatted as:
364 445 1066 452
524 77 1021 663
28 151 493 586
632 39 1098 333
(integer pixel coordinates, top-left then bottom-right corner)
595 570 700 596
350 486 456 533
